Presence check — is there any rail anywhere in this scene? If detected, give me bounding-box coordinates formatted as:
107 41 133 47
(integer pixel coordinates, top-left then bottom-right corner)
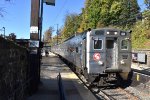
57 72 67 100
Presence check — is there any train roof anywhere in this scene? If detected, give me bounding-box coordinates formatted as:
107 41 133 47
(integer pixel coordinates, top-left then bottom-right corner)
63 30 87 43
92 28 120 31
55 28 131 45
92 28 131 33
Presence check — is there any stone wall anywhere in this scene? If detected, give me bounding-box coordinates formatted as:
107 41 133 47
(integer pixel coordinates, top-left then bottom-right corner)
0 37 30 100
132 49 150 67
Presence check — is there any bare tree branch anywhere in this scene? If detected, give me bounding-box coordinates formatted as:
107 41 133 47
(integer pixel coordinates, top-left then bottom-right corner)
0 7 6 17
0 0 11 17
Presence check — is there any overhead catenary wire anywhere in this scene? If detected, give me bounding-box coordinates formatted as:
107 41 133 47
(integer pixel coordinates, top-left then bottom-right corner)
52 0 68 25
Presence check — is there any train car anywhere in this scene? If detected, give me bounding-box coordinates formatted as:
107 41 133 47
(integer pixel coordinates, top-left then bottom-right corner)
51 28 132 86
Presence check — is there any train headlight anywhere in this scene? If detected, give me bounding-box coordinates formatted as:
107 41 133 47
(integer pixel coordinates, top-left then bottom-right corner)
120 60 125 65
114 32 118 35
98 61 103 65
121 32 126 36
107 32 110 34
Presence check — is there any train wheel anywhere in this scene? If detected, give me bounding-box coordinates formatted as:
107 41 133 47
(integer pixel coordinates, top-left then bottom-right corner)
76 67 82 75
116 71 133 88
116 74 123 87
97 77 104 87
83 69 88 80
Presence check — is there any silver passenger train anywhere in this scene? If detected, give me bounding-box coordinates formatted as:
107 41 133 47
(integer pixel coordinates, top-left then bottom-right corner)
51 28 132 86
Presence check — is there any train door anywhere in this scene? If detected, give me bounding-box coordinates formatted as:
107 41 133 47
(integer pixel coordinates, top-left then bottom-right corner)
81 39 86 69
106 37 118 68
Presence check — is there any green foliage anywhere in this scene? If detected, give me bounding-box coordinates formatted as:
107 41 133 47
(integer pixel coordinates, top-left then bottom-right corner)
55 0 149 49
144 0 150 9
131 11 150 49
61 13 81 39
78 0 140 28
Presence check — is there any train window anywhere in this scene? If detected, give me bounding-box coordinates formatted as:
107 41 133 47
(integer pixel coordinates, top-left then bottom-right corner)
94 39 102 49
121 40 128 50
76 47 78 53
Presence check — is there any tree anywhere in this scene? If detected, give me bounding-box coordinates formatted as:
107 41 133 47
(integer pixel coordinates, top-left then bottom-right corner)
53 0 142 44
87 0 102 28
78 0 102 31
61 13 80 39
144 0 150 9
78 0 140 29
77 8 87 32
105 0 139 26
6 33 16 40
0 7 4 17
44 27 54 44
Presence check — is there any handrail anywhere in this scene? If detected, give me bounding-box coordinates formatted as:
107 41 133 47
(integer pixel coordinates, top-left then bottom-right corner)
57 72 67 100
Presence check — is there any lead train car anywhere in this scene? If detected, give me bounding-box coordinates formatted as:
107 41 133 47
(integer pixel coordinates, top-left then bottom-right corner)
51 28 132 86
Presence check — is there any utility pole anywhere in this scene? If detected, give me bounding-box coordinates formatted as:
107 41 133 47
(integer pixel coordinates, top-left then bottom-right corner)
0 27 5 38
30 0 39 40
39 0 43 42
3 27 5 38
56 24 58 44
29 0 55 94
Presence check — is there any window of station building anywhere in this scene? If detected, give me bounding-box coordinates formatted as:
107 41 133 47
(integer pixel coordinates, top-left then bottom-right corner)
94 39 102 49
121 40 128 50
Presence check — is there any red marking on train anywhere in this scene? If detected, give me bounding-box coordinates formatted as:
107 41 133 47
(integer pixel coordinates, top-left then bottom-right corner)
93 53 101 61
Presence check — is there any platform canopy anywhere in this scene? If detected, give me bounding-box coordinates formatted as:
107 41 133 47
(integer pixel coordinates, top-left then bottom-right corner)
43 0 55 6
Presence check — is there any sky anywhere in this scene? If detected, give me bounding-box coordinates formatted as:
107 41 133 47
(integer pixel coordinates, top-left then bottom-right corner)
0 0 146 39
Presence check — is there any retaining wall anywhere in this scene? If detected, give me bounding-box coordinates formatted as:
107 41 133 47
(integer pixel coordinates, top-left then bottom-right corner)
0 37 29 100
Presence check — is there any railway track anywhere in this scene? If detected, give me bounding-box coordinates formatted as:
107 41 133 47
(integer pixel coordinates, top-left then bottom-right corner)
98 87 139 100
81 74 140 100
67 68 138 100
56 54 150 100
76 74 114 100
65 64 139 100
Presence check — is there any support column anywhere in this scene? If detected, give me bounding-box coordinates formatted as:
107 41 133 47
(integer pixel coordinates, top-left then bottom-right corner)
29 0 40 94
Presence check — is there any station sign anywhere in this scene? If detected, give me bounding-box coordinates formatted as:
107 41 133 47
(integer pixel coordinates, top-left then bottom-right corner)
29 40 39 48
30 26 38 33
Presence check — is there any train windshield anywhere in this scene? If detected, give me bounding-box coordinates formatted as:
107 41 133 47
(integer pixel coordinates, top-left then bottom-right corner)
121 40 128 50
94 39 102 49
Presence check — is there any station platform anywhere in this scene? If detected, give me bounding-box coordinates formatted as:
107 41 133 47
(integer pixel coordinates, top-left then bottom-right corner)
131 63 150 75
27 52 97 100
132 63 150 70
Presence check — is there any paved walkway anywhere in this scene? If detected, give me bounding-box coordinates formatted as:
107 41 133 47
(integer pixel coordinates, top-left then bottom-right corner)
27 52 97 100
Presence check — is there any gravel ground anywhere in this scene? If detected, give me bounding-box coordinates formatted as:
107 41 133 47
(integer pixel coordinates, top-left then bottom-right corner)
125 80 150 100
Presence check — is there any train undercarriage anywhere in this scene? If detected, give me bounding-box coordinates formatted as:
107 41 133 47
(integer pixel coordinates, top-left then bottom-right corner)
80 67 133 87
58 54 132 87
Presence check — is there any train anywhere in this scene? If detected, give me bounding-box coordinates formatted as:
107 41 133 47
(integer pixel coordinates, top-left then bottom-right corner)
51 28 133 86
